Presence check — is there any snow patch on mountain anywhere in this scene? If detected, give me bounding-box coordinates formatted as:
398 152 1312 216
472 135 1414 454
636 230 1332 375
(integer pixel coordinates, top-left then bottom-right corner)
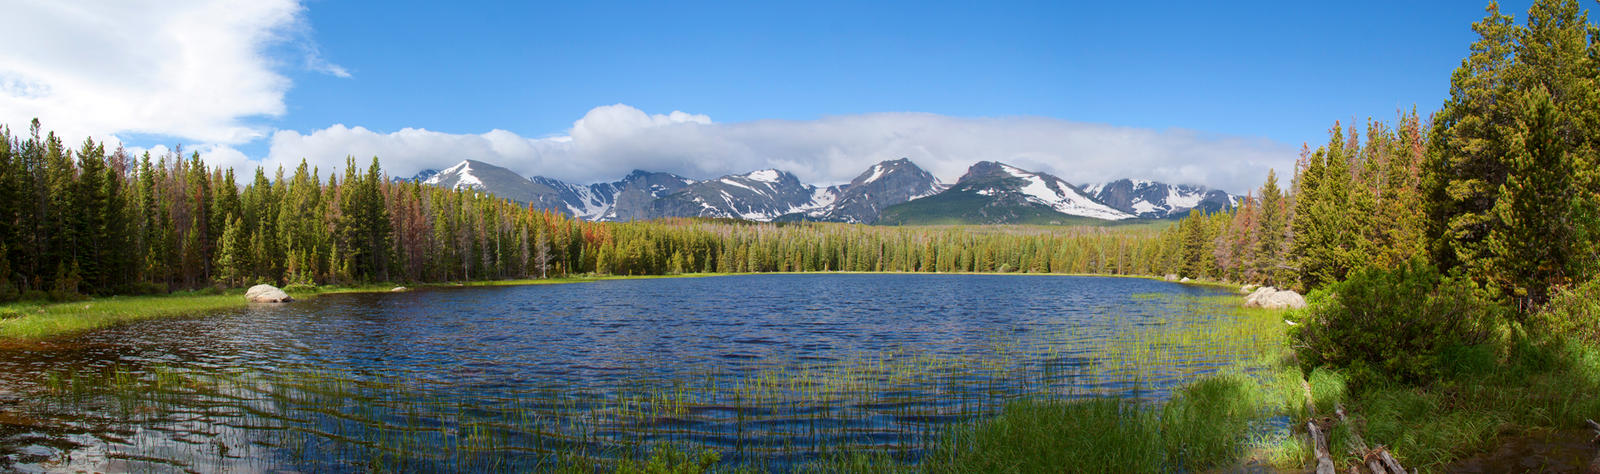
745 169 782 183
1082 178 1239 219
996 163 1133 220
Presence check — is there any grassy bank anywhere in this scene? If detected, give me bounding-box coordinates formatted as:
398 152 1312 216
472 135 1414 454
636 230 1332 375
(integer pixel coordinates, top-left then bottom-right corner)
1303 335 1600 471
0 273 746 341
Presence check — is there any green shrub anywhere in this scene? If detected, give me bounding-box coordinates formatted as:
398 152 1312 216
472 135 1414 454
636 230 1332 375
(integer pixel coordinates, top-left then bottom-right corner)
1292 258 1504 385
119 281 169 296
19 289 47 302
1532 277 1600 345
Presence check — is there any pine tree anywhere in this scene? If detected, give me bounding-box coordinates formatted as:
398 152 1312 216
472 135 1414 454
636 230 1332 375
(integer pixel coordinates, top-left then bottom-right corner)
101 146 134 292
1255 169 1289 286
1425 3 1519 278
1292 125 1359 290
73 139 109 293
215 216 248 287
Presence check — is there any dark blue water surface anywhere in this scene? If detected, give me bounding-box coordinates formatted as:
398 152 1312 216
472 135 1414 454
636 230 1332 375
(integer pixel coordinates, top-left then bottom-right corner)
0 274 1256 472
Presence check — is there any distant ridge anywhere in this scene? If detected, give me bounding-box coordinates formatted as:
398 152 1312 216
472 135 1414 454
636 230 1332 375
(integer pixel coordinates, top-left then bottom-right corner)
413 158 1237 225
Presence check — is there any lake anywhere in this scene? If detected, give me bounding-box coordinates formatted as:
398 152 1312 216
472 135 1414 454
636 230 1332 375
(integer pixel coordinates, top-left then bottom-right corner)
0 274 1272 471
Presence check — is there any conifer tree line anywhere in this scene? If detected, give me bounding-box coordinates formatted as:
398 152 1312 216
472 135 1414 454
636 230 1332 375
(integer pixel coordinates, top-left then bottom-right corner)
0 119 1181 300
1162 0 1600 313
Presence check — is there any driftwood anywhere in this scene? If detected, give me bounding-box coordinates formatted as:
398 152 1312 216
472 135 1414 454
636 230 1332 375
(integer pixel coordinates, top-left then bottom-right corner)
1305 381 1336 474
1309 419 1337 474
1587 419 1600 443
1375 448 1407 474
1335 406 1380 473
1334 405 1407 474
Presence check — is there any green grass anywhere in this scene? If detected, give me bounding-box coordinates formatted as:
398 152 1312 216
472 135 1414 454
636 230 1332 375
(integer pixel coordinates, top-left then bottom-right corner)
1322 335 1600 470
816 372 1286 474
0 291 247 342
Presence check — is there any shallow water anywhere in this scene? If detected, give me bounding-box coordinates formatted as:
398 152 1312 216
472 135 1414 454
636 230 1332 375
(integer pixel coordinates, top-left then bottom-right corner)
0 274 1264 471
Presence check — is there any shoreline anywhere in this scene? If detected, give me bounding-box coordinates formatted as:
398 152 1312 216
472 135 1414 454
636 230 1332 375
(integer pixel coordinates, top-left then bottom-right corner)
0 271 1243 342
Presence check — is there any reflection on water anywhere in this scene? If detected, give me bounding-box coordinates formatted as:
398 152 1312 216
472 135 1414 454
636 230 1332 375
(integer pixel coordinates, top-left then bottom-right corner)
0 274 1270 471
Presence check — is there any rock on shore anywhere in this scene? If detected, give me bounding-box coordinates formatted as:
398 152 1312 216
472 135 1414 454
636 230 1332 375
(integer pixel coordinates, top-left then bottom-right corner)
1244 286 1306 310
245 284 293 303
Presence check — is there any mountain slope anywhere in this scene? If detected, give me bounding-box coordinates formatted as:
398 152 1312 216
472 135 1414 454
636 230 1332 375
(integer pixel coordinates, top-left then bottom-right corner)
423 160 567 212
878 162 1133 225
601 170 696 221
646 169 828 221
1083 179 1238 219
812 158 945 223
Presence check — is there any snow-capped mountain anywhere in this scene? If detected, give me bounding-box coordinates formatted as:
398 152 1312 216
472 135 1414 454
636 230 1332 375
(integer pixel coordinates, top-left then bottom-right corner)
598 170 697 221
812 158 946 223
412 158 945 224
953 161 1132 220
877 161 1133 225
647 169 830 221
1082 179 1238 219
412 158 1229 225
422 160 568 212
532 170 699 221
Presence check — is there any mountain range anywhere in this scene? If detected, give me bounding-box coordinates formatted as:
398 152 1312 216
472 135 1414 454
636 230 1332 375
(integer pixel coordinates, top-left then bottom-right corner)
411 158 1237 225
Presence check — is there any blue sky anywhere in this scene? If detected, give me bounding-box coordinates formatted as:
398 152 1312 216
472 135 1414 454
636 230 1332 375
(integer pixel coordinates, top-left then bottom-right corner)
287 1 1495 141
0 0 1565 190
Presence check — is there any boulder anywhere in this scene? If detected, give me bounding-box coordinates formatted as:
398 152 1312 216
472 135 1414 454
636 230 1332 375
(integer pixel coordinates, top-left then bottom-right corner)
391 286 408 292
245 284 293 303
1245 287 1277 305
1180 277 1193 283
1163 274 1180 282
1245 286 1306 310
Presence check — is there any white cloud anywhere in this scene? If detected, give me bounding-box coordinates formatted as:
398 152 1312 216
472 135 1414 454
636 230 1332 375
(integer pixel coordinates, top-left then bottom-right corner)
0 0 346 146
229 104 1296 193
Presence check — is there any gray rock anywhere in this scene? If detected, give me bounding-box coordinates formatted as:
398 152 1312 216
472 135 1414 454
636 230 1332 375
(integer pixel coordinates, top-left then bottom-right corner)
245 284 292 303
1245 286 1306 310
1164 274 1180 282
1180 277 1193 283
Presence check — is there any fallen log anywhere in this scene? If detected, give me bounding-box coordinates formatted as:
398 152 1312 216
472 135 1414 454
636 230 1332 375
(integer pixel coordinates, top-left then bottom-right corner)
1309 419 1337 474
1335 405 1402 474
1304 380 1336 474
1375 447 1407 474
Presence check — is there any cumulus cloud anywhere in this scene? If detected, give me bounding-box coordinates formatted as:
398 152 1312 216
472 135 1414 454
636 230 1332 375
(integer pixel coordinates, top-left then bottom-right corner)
0 0 346 146
232 104 1295 193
